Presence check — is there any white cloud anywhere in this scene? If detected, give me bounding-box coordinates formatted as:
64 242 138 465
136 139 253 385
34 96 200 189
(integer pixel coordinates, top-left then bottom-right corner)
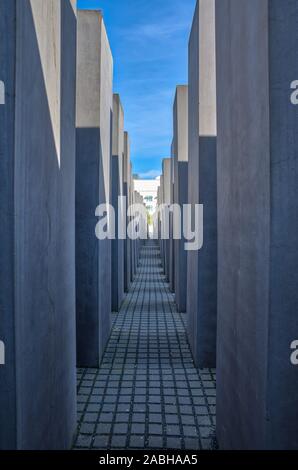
138 169 161 179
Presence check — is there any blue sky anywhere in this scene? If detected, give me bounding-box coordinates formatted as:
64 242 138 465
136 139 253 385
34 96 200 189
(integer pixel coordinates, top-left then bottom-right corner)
77 0 196 178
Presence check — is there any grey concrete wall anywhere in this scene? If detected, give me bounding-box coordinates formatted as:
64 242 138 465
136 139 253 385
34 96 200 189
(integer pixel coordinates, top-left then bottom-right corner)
159 175 165 270
0 0 17 450
123 132 131 292
162 158 171 282
129 169 135 282
173 86 188 312
169 144 175 293
76 10 112 366
0 0 77 449
187 0 217 368
173 163 188 313
111 94 125 311
216 0 298 450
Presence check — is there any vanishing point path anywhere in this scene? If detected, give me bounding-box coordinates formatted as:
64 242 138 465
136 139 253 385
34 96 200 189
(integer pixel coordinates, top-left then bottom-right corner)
74 241 216 450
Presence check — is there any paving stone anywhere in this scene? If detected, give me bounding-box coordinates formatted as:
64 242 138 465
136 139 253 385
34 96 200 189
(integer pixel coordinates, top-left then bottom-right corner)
181 415 196 425
147 436 164 449
113 423 128 435
115 412 130 422
77 403 86 412
132 413 146 423
111 435 128 448
149 413 162 423
166 415 179 425
131 423 145 435
201 438 212 450
79 423 95 435
76 434 92 448
130 435 145 448
99 412 113 423
89 395 103 404
86 404 100 413
197 415 212 426
93 435 109 448
165 405 178 414
167 437 183 449
83 413 97 423
183 425 198 437
96 423 111 434
149 403 161 413
199 427 213 438
149 424 163 435
195 406 209 415
165 425 180 436
184 438 201 450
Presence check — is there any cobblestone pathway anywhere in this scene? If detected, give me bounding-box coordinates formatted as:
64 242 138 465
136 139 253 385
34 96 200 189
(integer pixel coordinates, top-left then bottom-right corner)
74 241 216 450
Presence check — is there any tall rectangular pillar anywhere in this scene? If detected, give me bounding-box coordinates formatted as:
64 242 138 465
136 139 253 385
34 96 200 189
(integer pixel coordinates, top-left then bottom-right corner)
76 10 113 366
159 175 165 267
130 169 135 282
216 0 298 449
187 0 217 368
0 0 77 449
111 94 125 311
169 143 175 293
173 86 188 313
162 158 171 282
123 132 131 292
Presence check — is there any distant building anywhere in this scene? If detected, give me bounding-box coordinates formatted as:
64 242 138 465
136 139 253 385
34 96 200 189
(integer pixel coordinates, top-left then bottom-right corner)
133 177 160 216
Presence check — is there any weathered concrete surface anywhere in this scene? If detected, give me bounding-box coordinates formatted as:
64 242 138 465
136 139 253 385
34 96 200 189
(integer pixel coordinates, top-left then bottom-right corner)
216 0 298 450
111 94 125 311
123 132 131 293
129 170 135 282
162 158 171 281
76 10 113 366
187 0 217 368
0 0 77 449
173 86 188 312
156 185 161 242
159 175 165 270
169 144 175 293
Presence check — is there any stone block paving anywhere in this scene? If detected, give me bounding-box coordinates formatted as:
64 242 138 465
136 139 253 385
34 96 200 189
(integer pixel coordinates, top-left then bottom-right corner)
74 241 216 450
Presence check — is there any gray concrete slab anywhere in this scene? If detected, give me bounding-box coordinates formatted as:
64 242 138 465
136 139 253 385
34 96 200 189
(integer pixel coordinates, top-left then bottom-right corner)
169 145 175 293
159 175 165 271
216 0 298 450
123 132 131 293
173 86 188 313
130 173 135 282
187 0 217 368
0 0 77 449
111 94 125 311
162 159 171 282
76 10 112 366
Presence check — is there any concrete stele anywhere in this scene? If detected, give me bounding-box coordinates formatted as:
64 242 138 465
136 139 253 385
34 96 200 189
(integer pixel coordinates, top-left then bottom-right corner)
173 85 189 312
76 9 113 366
111 94 125 311
216 0 298 450
0 0 77 449
187 0 217 368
